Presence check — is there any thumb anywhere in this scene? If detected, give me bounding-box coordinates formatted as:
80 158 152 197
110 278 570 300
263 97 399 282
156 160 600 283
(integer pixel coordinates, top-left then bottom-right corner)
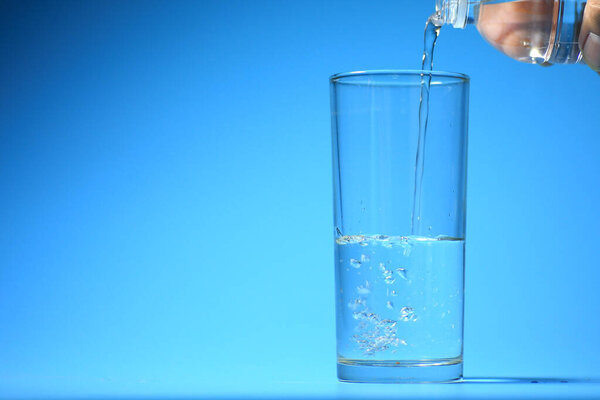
579 0 600 71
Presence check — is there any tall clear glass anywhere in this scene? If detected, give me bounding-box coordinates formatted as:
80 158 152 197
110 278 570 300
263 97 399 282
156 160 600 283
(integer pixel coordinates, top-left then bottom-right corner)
330 70 469 383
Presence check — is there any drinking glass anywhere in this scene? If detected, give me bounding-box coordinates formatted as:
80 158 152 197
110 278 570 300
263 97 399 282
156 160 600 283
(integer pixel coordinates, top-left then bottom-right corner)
330 70 469 382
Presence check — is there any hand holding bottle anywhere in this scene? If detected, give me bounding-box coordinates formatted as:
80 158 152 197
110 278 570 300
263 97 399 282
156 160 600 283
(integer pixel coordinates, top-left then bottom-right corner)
580 0 600 71
436 0 599 69
475 1 556 64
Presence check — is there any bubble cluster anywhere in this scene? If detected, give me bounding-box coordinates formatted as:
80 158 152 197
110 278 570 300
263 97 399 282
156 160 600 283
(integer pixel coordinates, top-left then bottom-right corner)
352 312 402 355
379 263 395 285
400 306 418 322
349 292 404 356
336 235 367 245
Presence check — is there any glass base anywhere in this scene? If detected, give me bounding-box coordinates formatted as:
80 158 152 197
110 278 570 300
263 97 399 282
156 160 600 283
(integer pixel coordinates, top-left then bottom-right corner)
337 357 463 383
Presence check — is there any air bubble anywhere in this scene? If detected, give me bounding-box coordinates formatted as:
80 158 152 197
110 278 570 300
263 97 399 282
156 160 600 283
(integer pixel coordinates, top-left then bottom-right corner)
350 258 361 269
386 301 394 310
348 297 366 310
396 268 408 281
402 242 413 256
357 281 371 295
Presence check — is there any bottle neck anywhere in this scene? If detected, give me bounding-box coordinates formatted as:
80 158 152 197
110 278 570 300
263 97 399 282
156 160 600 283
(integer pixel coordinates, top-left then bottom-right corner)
435 0 470 29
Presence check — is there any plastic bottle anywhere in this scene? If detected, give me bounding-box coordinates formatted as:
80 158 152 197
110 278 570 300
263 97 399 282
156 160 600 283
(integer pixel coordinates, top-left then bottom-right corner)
434 0 587 64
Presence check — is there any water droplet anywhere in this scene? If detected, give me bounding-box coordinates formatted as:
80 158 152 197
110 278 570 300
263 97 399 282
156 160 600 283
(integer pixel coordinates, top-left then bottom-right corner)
361 254 370 263
441 312 446 318
386 301 394 310
350 258 361 269
391 290 398 296
396 268 408 280
400 339 408 346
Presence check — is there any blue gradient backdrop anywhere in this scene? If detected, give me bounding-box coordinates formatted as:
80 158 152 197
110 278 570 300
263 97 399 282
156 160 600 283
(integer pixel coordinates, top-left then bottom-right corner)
1 0 599 398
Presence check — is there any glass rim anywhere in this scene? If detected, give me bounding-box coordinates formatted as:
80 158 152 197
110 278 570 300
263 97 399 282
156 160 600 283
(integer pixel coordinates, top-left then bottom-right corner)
329 69 470 85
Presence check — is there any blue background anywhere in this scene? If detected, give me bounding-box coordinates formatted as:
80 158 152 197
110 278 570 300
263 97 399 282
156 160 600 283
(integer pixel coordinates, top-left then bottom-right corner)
1 0 599 398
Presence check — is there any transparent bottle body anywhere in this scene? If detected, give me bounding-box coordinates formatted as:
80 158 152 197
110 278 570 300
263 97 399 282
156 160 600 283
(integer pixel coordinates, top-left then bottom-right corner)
437 0 586 64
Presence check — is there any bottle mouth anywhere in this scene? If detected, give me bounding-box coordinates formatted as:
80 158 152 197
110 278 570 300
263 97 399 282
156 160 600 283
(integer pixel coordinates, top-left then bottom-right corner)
454 0 468 28
435 0 468 29
435 0 443 12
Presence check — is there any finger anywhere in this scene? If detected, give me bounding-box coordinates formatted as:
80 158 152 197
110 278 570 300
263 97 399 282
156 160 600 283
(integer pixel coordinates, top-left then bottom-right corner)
579 0 600 71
